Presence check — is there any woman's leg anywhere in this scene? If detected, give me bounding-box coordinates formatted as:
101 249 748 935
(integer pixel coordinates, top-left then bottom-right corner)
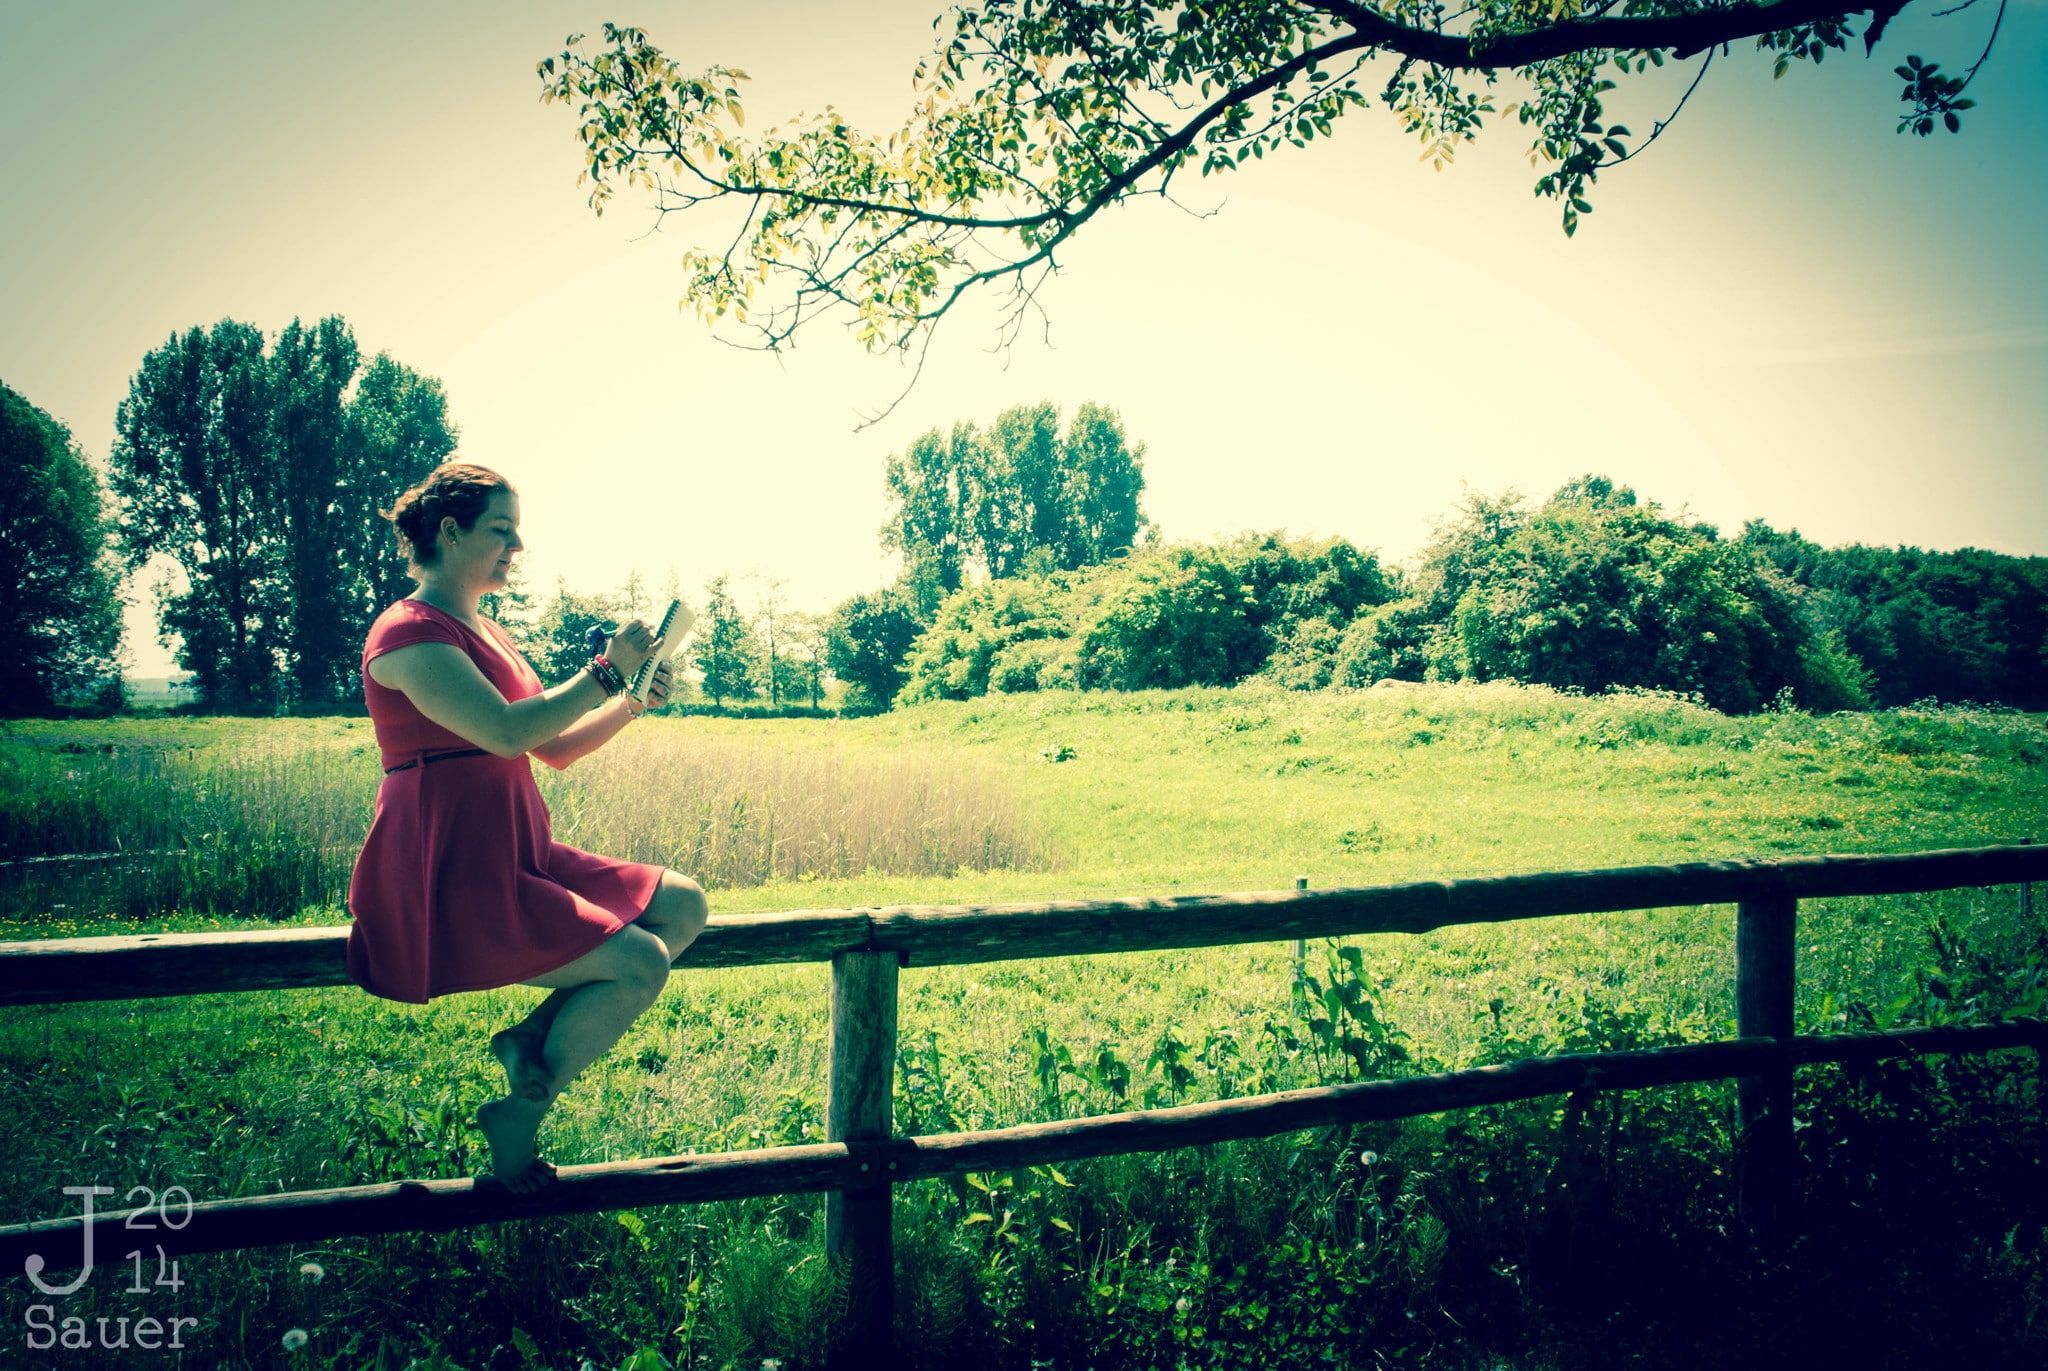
477 923 672 1193
631 870 711 966
492 872 708 1089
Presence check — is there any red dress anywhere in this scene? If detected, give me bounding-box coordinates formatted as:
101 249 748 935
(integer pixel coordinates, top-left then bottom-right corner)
345 599 662 1004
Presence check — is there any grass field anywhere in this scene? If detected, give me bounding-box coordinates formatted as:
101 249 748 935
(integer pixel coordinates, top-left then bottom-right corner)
1 682 2044 1369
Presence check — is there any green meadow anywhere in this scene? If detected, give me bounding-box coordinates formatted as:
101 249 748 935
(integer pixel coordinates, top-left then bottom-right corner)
1 683 2044 1369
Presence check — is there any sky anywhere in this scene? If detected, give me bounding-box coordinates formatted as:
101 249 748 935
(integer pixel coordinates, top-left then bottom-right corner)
2 0 2044 678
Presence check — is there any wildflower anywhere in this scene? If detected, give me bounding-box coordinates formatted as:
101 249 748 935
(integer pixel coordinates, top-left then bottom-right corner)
1173 1296 1190 1316
298 1261 324 1283
282 1328 309 1350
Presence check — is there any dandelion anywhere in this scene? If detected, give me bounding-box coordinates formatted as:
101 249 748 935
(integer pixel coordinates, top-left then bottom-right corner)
281 1328 309 1351
298 1261 324 1283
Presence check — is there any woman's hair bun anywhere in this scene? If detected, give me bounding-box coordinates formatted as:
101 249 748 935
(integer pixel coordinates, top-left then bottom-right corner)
380 462 513 567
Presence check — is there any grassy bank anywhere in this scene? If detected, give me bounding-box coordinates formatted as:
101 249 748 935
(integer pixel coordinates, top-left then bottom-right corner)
1 683 2043 1369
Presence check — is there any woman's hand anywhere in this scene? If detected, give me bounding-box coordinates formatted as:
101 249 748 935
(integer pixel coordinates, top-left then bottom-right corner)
604 618 656 681
626 660 674 718
645 660 675 709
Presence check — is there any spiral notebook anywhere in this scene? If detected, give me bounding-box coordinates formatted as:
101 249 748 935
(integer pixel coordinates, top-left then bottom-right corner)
630 599 695 702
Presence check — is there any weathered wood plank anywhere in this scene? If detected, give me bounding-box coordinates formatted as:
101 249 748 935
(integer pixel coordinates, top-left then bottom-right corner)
3 845 2042 1004
0 912 874 1006
0 1143 862 1273
1735 895 1797 1233
824 950 898 1366
7 1020 2035 1274
866 845 2048 965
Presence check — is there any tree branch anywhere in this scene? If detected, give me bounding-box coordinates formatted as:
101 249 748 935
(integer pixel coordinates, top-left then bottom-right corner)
1312 0 1907 65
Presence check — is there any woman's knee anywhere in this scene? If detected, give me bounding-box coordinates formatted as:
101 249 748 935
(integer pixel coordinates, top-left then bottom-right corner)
523 922 671 995
615 926 673 999
658 871 710 946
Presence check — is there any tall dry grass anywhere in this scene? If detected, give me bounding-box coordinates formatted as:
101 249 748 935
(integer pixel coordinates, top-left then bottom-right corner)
537 729 1051 885
0 725 1054 922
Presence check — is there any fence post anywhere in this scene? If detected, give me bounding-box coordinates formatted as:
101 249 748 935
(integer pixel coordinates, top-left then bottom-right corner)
825 948 898 1365
1291 876 1308 1011
1735 894 1797 1237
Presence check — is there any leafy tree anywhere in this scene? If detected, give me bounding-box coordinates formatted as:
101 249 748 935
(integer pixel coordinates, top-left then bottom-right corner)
340 353 459 668
1740 521 2047 708
897 532 1390 700
270 317 360 707
1788 626 1876 712
1219 531 1397 647
780 611 830 708
1331 599 1436 686
111 320 288 709
525 578 623 683
752 575 791 706
883 400 1150 607
1260 615 1347 690
900 575 1078 702
542 6 1999 356
1420 477 1812 712
978 402 1066 579
826 588 928 709
110 317 455 711
479 561 539 653
1076 547 1266 691
1062 402 1149 568
0 382 125 715
882 424 975 617
694 574 762 706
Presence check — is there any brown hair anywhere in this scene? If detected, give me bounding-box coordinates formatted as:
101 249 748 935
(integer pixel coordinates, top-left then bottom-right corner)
381 462 514 566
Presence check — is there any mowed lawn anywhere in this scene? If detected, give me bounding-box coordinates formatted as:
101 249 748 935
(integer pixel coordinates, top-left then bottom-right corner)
1 682 2042 1367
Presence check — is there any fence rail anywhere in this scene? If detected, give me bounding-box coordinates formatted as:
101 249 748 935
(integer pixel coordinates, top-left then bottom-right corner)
3 842 2043 1366
2 844 2039 1005
1 1018 2038 1273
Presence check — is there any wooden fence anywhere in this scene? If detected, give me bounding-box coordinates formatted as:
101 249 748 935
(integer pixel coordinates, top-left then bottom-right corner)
2 843 2044 1364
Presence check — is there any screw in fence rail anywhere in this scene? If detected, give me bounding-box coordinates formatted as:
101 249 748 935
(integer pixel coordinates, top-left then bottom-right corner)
1734 893 1797 1241
824 947 899 1366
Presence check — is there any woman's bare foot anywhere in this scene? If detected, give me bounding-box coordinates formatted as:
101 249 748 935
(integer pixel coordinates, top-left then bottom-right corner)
490 1028 554 1102
476 1096 557 1195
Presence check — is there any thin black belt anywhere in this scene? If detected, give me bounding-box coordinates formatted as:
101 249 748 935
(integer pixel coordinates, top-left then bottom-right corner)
384 747 488 774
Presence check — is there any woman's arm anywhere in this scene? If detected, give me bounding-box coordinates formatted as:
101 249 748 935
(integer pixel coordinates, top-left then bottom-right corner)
530 695 633 770
368 643 624 759
531 661 673 770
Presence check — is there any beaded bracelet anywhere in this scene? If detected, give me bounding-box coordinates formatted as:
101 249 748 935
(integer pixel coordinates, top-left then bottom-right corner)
588 654 627 697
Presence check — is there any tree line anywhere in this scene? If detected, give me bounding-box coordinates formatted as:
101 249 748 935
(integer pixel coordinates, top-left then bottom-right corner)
837 473 2048 716
6 341 2041 719
482 570 832 713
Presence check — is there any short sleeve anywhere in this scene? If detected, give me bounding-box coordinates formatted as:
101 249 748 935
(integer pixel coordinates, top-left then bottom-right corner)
363 607 466 669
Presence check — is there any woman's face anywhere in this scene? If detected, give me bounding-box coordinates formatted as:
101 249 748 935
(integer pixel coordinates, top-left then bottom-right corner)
438 489 523 591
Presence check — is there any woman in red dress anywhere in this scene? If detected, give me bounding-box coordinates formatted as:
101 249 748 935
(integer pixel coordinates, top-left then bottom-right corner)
348 462 708 1194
